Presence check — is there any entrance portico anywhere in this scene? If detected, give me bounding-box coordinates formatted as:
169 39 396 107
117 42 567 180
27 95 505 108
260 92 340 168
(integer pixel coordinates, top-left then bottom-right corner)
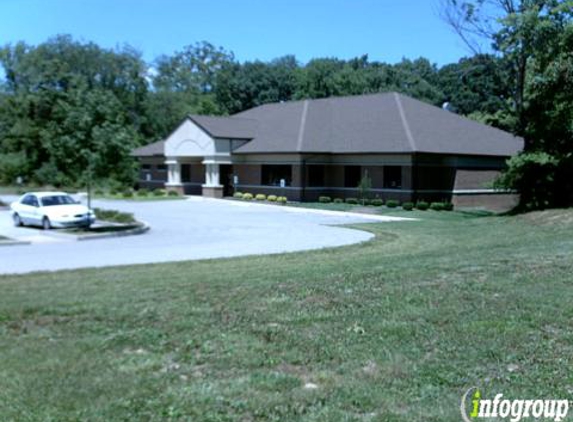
163 116 247 197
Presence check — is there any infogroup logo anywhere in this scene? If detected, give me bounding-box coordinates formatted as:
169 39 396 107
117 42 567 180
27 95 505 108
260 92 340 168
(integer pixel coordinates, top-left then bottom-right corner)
461 387 570 422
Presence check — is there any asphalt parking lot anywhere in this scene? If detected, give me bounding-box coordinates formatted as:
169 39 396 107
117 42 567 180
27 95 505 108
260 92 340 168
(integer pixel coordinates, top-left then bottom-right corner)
0 196 412 275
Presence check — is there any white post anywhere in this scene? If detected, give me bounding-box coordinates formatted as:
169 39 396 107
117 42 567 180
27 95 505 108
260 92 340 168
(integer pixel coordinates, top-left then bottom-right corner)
204 163 221 187
166 158 181 185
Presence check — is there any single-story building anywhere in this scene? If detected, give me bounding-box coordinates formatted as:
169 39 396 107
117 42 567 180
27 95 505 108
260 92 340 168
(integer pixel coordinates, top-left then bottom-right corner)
132 92 523 210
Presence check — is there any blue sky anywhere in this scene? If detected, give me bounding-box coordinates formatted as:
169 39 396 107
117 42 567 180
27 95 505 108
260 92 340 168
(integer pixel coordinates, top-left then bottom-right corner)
0 0 474 67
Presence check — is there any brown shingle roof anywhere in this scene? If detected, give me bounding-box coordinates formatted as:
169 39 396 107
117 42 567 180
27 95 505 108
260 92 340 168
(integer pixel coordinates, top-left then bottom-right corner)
233 92 523 156
131 140 165 157
188 115 257 139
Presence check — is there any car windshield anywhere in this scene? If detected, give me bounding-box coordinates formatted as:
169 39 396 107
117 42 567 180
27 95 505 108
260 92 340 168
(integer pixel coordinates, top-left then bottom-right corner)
40 195 77 207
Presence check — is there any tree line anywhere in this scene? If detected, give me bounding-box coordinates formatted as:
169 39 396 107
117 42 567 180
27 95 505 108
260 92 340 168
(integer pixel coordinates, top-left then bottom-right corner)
0 0 571 209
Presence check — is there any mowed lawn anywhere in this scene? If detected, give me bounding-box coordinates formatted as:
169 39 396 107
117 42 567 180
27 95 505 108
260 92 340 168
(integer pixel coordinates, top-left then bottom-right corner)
1 210 573 421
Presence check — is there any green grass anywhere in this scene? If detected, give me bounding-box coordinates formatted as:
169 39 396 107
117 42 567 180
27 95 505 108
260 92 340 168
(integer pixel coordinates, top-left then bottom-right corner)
1 210 573 421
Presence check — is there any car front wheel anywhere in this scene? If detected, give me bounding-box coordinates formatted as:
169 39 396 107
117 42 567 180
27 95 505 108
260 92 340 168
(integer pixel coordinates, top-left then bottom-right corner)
42 217 52 230
13 213 23 227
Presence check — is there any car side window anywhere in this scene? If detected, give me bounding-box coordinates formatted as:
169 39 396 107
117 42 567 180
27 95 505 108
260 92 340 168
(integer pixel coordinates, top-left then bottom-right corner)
22 195 32 206
31 196 39 207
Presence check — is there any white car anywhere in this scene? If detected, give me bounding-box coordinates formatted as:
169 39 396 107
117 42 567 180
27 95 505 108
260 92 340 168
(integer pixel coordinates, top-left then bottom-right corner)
11 192 96 230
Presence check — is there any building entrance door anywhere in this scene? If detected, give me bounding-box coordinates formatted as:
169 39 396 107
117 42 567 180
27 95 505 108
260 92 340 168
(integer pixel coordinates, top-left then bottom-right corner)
220 165 234 197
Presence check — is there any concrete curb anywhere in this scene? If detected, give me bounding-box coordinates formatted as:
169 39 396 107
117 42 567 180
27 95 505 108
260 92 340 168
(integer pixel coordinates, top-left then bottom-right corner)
18 221 150 242
0 239 31 247
188 196 417 222
77 221 150 241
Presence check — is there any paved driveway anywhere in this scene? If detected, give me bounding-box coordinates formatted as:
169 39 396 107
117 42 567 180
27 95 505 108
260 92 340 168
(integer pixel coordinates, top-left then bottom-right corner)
0 196 411 275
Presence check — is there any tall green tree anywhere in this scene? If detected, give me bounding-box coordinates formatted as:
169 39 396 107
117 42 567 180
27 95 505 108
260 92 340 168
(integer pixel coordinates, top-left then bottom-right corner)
441 0 573 209
0 35 147 185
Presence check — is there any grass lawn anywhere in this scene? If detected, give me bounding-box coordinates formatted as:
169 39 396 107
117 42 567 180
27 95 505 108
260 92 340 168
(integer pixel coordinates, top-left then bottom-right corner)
1 210 573 421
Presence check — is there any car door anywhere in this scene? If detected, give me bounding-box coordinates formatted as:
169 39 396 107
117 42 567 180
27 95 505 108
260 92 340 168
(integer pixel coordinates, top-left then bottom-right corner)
16 195 35 224
19 195 41 225
28 195 43 225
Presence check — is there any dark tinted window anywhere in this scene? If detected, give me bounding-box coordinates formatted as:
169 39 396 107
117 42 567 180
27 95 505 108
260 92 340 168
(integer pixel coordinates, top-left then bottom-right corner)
141 164 151 171
307 165 325 187
157 164 167 171
22 195 36 206
261 165 292 186
181 164 191 183
344 166 361 188
41 195 76 206
383 166 402 189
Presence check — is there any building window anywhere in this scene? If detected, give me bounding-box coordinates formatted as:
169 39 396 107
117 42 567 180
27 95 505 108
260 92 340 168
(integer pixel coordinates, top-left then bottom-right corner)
307 165 325 187
261 165 292 186
344 166 361 188
141 164 151 171
384 166 402 189
181 164 191 183
157 164 167 172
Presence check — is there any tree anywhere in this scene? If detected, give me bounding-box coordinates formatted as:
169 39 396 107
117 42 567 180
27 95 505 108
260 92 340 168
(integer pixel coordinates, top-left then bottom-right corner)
0 35 147 186
441 0 573 209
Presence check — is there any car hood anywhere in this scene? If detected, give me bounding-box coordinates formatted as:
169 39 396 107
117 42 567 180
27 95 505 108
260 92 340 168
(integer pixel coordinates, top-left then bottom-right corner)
43 204 91 218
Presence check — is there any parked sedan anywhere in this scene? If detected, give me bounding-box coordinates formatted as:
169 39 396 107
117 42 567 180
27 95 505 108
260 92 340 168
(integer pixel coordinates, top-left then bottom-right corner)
11 192 96 230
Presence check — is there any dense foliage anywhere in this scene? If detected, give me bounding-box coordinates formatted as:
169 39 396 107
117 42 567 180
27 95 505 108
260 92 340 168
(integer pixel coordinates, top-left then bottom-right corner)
1 3 571 210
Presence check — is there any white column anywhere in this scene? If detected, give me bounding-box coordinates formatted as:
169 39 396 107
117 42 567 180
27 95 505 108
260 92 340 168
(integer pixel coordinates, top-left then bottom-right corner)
166 158 181 185
204 163 221 187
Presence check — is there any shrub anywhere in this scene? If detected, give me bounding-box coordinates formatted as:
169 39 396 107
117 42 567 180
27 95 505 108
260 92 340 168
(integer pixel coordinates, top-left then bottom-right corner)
371 198 384 206
443 202 454 211
93 208 136 224
333 198 343 203
318 196 331 203
416 201 429 210
242 193 253 201
430 202 445 211
109 188 119 196
386 199 399 208
137 188 149 197
402 202 414 211
345 197 358 205
122 189 133 198
94 189 104 196
233 192 243 199
153 189 165 196
277 196 287 204
167 190 180 197
267 195 277 202
255 194 266 201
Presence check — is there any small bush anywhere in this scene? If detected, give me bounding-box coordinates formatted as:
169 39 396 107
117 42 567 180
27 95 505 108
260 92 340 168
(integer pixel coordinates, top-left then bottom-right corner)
109 188 119 196
167 190 180 197
255 194 266 201
430 202 445 211
416 201 429 210
153 189 165 196
267 195 277 202
137 188 149 197
402 202 414 211
318 196 332 203
242 193 253 201
277 196 287 204
122 189 133 198
233 192 243 199
345 197 358 205
94 189 104 196
371 198 384 206
443 202 454 211
386 199 399 208
93 208 136 224
333 198 343 204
